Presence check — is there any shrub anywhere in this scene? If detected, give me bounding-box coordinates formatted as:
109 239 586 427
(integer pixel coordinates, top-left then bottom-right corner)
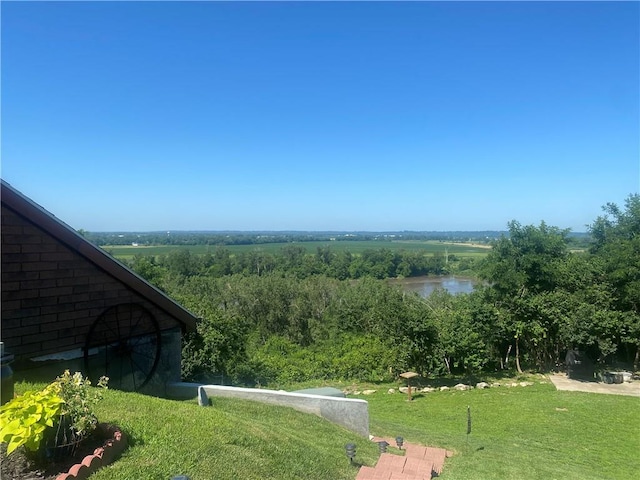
0 386 64 454
0 370 107 456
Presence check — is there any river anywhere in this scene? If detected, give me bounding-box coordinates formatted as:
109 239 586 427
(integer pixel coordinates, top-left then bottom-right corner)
389 275 478 297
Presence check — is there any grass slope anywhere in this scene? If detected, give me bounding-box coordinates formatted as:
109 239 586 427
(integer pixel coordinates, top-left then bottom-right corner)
11 379 640 479
12 382 378 480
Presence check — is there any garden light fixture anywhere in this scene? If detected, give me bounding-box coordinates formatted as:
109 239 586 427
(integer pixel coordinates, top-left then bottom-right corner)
345 443 356 463
395 436 404 450
378 440 389 453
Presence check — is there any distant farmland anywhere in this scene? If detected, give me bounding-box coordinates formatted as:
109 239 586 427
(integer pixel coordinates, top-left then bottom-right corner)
101 240 491 260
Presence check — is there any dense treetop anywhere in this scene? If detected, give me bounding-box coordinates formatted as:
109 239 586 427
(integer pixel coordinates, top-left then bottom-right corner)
117 196 638 385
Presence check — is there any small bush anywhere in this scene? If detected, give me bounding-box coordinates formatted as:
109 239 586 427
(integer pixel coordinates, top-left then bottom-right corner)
0 370 107 455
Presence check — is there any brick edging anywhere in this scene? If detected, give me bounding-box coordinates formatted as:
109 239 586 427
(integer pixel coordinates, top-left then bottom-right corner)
55 423 127 480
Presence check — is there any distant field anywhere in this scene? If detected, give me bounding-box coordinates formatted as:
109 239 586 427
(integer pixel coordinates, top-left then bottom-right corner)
102 240 491 260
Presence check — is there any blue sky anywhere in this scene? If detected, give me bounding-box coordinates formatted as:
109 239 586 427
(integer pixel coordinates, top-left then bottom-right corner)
2 1 638 232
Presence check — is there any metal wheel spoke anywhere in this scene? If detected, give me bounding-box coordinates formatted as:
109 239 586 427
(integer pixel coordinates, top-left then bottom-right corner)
130 312 147 335
85 303 161 392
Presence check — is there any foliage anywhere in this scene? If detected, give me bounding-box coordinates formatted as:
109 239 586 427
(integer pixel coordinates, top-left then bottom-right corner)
115 194 639 382
589 194 640 367
0 386 64 454
53 370 109 438
0 371 107 456
122 242 482 284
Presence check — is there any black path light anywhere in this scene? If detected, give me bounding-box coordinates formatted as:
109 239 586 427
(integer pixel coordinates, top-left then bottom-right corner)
395 436 404 450
378 440 389 454
345 443 357 464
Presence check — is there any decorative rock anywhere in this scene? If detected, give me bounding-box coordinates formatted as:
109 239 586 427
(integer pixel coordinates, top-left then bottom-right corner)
453 383 472 391
475 382 489 389
362 390 377 395
439 386 450 391
398 387 409 394
422 387 436 393
387 388 396 394
353 391 361 395
491 382 501 388
519 381 533 387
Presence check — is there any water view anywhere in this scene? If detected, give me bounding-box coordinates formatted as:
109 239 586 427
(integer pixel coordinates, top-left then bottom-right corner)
390 276 478 297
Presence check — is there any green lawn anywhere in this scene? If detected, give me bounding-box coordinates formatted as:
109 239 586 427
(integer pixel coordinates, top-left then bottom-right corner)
12 382 379 480
102 240 490 260
359 380 640 480
11 377 639 479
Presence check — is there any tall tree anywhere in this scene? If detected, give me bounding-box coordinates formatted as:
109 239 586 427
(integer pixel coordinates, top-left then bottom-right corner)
480 221 570 372
590 194 640 368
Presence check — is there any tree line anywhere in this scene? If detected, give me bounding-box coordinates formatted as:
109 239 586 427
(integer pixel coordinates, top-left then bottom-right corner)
126 244 470 282
124 195 638 385
85 230 512 247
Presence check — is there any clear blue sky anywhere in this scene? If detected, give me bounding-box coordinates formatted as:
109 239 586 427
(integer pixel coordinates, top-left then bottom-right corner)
2 1 638 232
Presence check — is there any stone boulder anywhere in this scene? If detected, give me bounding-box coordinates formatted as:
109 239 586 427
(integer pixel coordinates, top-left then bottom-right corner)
453 383 472 391
475 382 489 389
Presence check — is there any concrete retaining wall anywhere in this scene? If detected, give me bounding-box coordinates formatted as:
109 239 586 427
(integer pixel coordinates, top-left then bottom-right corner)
199 385 369 437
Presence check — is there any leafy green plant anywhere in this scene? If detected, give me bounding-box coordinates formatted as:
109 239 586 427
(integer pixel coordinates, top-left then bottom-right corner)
0 370 107 456
52 370 108 439
0 385 64 454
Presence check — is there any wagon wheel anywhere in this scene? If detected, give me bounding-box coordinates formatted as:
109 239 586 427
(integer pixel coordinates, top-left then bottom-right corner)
84 303 161 391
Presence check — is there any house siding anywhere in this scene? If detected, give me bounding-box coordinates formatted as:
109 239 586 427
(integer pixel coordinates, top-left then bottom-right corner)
1 204 183 388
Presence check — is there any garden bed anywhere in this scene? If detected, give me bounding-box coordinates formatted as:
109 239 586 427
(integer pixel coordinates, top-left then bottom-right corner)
0 423 126 480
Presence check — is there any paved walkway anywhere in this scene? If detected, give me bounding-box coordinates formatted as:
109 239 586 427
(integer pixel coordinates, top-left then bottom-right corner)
548 373 640 397
356 437 454 480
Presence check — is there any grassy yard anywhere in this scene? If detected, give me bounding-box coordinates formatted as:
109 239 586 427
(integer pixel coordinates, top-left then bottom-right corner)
358 379 640 480
11 377 640 479
12 381 379 480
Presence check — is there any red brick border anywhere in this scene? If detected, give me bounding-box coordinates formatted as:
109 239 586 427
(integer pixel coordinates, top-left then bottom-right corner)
55 423 127 480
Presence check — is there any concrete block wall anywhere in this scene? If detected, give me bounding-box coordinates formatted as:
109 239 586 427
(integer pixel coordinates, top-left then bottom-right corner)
199 385 370 437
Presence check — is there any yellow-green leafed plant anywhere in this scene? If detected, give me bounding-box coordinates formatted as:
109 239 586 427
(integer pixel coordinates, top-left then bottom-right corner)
0 370 108 456
0 385 64 454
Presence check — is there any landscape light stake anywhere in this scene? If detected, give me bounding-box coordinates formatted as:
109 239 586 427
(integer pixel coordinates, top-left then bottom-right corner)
466 405 472 444
378 440 389 454
345 443 356 464
395 436 404 450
